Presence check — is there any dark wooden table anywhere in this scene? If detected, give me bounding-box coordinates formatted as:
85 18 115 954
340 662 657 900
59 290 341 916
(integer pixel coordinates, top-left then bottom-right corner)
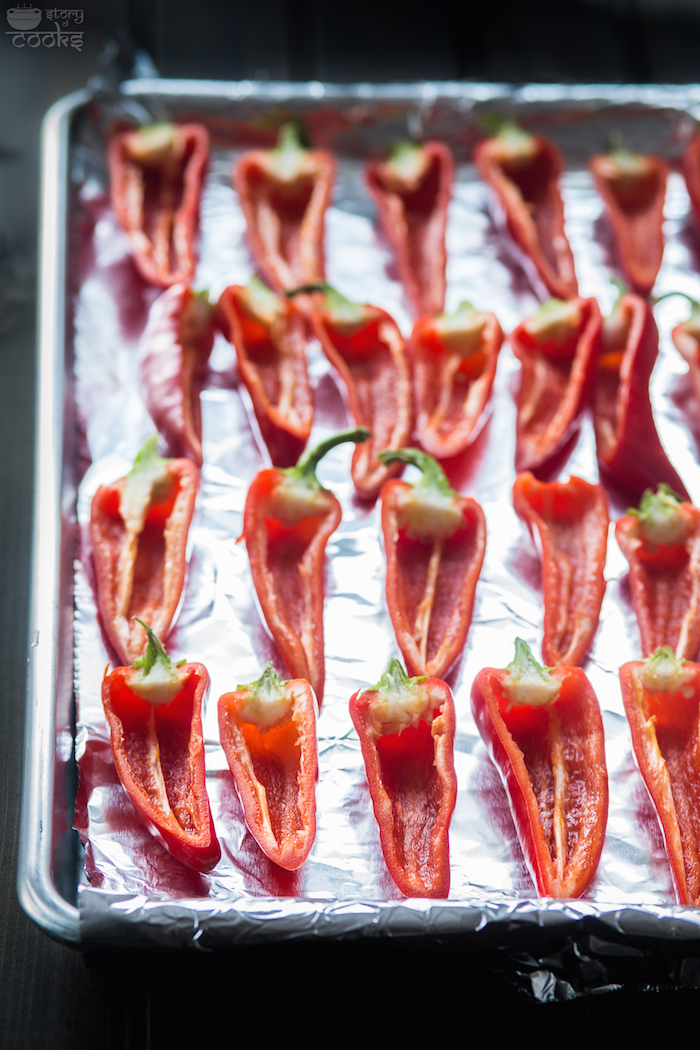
5 2 700 1044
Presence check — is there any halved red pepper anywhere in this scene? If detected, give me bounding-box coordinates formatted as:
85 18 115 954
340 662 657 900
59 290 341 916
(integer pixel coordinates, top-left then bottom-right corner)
471 638 608 898
410 301 503 459
90 437 198 665
589 142 668 297
474 122 577 301
620 647 700 905
243 427 369 705
217 277 313 468
218 662 317 870
593 291 689 500
349 658 457 898
101 619 220 872
139 284 215 466
290 284 413 500
233 123 335 296
512 472 609 667
616 485 700 660
108 122 209 288
511 296 602 472
365 140 453 317
378 448 486 679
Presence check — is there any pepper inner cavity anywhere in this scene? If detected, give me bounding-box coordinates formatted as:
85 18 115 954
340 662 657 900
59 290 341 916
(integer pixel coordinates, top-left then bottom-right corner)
595 301 632 452
116 474 177 645
135 142 190 275
242 720 304 844
396 528 469 670
376 721 442 886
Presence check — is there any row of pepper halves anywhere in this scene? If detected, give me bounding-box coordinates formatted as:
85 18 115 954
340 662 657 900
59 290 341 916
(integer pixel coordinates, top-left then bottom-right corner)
107 113 700 313
108 116 700 504
92 420 700 904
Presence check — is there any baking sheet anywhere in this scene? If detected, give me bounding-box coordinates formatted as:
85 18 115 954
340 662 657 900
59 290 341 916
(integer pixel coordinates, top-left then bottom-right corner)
30 80 700 981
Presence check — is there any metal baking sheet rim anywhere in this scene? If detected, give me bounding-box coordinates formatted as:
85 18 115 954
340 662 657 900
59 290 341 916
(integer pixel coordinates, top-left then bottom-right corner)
18 78 700 960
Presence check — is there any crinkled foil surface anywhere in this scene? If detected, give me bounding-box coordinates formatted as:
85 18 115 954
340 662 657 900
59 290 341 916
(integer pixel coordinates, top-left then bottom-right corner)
72 81 700 982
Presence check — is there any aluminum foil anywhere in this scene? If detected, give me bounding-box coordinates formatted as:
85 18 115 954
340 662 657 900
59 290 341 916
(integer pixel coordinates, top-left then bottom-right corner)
71 82 700 986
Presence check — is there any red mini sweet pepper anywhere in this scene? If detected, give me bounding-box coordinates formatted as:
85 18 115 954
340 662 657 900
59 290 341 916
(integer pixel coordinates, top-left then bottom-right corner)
108 122 209 288
90 437 198 666
620 647 700 905
512 472 608 668
101 619 220 872
616 484 700 660
471 638 608 898
593 291 688 500
410 301 503 459
139 284 215 466
243 427 369 706
378 448 486 679
233 123 335 296
349 658 457 899
589 140 668 297
511 296 602 472
365 140 453 317
218 662 317 870
289 284 413 500
474 122 577 301
217 277 313 468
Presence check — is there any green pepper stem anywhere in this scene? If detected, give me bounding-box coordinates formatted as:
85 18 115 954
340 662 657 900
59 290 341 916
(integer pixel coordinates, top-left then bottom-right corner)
607 130 639 160
247 274 272 294
371 657 425 694
479 114 532 143
389 140 420 162
286 284 375 335
479 112 507 136
136 121 175 135
627 483 688 547
501 637 560 708
641 646 694 695
655 290 700 316
286 283 356 312
628 482 684 519
289 427 370 486
243 275 283 322
376 447 456 500
129 434 167 476
385 141 426 182
608 277 630 312
285 281 361 308
276 122 305 154
648 645 679 666
451 300 475 315
506 637 550 678
285 282 330 298
119 437 172 538
132 617 181 673
536 297 568 317
237 661 286 698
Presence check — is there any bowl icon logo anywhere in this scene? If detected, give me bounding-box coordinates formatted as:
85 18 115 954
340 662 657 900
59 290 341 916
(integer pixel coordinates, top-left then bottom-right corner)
6 5 43 29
